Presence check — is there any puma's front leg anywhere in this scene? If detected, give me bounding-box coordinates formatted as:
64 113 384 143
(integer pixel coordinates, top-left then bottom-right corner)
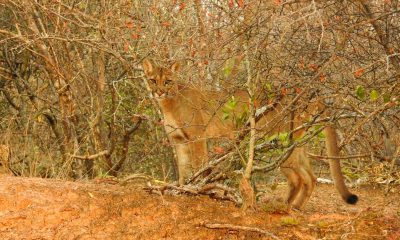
188 140 208 170
174 140 207 185
174 143 191 185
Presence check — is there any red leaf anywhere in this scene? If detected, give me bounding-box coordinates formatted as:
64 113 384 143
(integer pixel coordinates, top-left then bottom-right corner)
162 21 171 27
308 63 318 71
238 0 244 8
123 42 130 53
213 146 225 154
281 87 287 96
131 33 139 40
126 21 134 29
298 60 305 69
179 3 186 11
319 74 326 82
228 0 234 9
354 68 364 78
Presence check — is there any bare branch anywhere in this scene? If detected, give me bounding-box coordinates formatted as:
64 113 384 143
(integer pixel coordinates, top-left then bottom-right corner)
70 150 109 161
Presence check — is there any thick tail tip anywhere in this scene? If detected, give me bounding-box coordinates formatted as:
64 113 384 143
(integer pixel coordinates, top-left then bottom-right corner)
346 194 358 204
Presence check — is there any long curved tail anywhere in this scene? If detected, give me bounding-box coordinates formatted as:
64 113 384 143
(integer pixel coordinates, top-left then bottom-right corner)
324 126 358 204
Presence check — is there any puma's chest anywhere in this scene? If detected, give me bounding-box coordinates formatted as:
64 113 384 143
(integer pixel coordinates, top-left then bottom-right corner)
157 98 181 127
157 98 189 141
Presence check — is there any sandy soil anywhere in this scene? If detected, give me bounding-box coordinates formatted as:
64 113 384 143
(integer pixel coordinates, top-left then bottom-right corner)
0 175 399 240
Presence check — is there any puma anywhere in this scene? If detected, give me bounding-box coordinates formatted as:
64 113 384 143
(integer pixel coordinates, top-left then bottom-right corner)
142 59 358 209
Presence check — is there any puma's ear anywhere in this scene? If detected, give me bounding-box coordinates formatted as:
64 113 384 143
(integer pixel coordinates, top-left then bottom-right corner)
170 62 180 73
142 59 153 76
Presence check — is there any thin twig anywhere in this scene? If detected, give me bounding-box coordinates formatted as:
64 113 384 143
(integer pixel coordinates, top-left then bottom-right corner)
307 152 371 160
339 101 394 149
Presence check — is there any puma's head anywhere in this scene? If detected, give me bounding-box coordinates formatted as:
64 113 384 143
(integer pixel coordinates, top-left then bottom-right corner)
142 59 180 98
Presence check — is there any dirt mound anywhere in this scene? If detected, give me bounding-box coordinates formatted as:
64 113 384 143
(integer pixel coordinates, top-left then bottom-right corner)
0 176 399 239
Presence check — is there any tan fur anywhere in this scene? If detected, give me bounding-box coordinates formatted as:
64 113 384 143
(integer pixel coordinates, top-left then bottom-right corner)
0 145 11 174
142 59 357 209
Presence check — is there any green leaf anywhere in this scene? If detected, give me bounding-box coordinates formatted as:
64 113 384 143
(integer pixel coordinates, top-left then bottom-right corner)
264 83 276 100
235 107 248 127
280 217 299 226
277 132 290 146
223 66 232 77
264 83 272 91
223 59 234 77
222 96 239 121
383 94 391 103
355 85 366 100
227 98 234 109
278 132 289 143
310 125 325 138
369 89 379 101
222 112 229 120
342 167 361 180
267 134 278 142
266 132 290 146
223 96 238 111
78 2 87 9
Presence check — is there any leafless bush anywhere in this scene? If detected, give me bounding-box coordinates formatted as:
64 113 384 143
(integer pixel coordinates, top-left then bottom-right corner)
0 0 398 190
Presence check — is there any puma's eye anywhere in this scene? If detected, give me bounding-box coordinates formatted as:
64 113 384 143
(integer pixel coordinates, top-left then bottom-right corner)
165 79 173 85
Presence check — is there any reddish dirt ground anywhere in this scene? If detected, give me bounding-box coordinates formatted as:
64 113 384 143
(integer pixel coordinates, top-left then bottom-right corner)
0 175 399 240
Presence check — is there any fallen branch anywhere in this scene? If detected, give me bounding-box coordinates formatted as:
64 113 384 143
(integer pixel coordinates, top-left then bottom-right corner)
201 223 280 240
147 182 200 194
121 173 154 184
144 181 242 205
186 152 234 184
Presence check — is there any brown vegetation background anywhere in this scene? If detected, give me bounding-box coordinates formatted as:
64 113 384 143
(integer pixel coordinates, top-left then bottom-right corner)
0 0 399 188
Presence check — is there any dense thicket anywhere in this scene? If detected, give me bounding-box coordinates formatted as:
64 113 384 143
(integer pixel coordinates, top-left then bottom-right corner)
0 1 398 185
